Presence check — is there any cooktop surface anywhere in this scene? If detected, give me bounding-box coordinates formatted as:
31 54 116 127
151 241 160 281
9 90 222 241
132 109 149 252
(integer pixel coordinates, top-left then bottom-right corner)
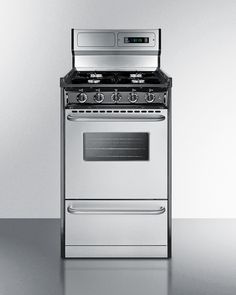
62 70 170 86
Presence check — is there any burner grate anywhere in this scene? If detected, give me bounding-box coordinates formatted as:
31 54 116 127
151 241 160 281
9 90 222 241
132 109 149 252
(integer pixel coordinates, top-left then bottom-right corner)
69 71 164 85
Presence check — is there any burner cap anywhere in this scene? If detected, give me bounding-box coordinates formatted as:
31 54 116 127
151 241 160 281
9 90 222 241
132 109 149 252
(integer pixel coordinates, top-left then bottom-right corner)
130 73 143 78
88 79 101 84
90 73 103 78
131 79 145 84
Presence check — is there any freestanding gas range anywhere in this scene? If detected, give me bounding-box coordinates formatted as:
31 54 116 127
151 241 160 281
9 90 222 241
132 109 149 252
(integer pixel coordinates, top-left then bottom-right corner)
60 29 172 258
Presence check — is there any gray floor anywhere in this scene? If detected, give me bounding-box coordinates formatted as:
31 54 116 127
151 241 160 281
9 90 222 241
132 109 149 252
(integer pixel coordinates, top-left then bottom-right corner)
0 219 236 295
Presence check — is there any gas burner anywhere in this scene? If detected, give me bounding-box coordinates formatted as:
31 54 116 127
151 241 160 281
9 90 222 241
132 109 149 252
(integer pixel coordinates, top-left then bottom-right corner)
67 70 166 85
130 73 143 78
90 73 103 78
88 79 101 84
131 79 145 84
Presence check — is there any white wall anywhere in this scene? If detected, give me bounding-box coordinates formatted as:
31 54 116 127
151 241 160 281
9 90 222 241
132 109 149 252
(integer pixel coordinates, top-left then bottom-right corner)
0 0 236 218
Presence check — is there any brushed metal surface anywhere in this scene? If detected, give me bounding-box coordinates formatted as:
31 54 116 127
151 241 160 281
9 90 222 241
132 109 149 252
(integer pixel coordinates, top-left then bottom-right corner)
73 55 158 71
73 29 159 51
65 245 168 258
65 200 167 247
77 32 115 47
72 29 160 70
65 109 168 199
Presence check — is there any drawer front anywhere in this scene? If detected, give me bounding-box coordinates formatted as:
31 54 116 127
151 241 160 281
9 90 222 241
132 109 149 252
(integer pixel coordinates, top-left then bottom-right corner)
65 200 167 246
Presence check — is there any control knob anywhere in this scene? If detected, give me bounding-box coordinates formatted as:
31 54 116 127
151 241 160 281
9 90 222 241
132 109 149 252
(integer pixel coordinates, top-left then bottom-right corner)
111 91 122 103
128 92 138 103
77 92 87 103
94 92 105 103
145 92 155 103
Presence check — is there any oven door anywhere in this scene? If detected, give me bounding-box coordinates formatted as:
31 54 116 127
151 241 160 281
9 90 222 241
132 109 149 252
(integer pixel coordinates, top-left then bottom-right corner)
65 109 167 199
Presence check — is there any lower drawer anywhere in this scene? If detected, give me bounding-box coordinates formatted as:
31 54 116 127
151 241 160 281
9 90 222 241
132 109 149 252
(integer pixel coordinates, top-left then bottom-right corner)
65 200 167 246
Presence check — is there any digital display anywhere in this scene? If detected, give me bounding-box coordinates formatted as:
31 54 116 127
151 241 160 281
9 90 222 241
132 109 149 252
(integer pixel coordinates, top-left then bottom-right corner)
124 37 149 44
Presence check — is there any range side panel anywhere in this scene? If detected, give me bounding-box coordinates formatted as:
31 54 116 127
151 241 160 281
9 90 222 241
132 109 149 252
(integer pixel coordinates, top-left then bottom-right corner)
60 85 65 258
167 82 172 258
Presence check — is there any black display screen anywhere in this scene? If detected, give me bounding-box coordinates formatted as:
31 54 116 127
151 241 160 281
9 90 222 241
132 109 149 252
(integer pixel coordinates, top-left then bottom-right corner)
124 37 149 44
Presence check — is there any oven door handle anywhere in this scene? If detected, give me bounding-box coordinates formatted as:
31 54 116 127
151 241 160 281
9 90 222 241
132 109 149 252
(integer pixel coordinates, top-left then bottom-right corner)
67 114 165 122
67 206 166 215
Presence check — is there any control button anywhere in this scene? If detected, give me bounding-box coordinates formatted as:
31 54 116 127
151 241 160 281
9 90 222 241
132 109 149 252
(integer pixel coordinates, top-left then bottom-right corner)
145 92 155 103
111 91 122 103
94 92 105 103
77 92 87 103
128 92 138 103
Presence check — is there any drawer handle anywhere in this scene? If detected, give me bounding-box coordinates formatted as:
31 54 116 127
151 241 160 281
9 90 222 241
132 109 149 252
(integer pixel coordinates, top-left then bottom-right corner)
67 206 166 215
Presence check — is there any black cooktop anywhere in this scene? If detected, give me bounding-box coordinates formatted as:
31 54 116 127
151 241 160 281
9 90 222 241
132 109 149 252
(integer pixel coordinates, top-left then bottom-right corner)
61 69 171 87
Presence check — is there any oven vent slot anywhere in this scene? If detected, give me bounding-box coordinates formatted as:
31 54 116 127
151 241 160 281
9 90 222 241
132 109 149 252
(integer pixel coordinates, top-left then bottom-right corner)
74 109 161 114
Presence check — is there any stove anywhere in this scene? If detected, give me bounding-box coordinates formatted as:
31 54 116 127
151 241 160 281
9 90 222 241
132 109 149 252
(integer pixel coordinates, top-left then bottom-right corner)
60 29 172 258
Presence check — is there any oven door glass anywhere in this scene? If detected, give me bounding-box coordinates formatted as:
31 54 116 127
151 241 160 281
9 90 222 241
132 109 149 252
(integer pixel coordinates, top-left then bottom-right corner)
83 132 149 161
65 110 168 199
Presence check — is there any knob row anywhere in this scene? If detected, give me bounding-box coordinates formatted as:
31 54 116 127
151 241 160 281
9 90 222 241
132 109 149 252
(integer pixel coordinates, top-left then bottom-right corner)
77 92 157 103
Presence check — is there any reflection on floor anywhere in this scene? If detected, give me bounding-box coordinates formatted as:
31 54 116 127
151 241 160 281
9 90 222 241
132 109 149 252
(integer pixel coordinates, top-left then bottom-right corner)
65 259 169 295
0 219 235 295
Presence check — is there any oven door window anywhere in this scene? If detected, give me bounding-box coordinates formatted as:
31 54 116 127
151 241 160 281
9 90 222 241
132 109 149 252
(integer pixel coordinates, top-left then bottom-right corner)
83 132 149 161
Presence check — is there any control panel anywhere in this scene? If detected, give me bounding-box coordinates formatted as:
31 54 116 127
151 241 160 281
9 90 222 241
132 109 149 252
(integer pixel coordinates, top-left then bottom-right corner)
65 89 167 106
74 30 159 50
117 32 156 47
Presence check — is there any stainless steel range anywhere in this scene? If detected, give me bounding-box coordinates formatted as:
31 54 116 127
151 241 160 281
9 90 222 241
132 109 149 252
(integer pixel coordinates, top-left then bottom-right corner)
60 29 172 258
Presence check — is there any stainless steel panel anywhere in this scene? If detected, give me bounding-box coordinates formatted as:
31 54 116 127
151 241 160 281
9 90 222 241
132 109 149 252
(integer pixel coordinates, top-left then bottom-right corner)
77 32 115 47
73 55 158 71
65 200 167 246
72 29 160 70
65 109 168 199
73 29 159 51
65 245 168 258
